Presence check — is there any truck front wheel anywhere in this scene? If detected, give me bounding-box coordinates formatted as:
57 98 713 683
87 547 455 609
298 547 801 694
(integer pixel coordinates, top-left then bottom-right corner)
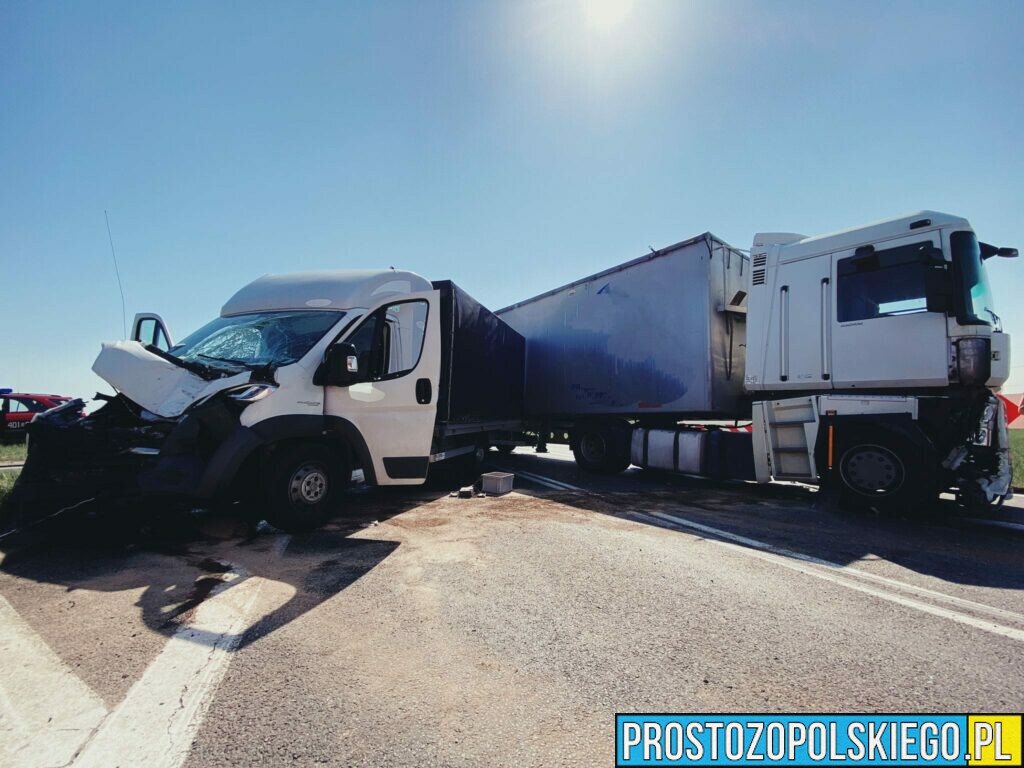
833 428 936 515
262 442 349 532
571 420 631 474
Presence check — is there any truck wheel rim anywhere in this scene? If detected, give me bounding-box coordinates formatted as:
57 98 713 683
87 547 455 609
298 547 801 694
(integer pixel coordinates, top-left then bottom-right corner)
289 463 328 504
840 445 904 496
579 433 606 463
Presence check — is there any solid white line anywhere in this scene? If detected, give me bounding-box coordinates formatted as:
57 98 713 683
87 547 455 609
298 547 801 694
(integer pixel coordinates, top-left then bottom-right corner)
70 534 294 768
73 570 262 768
521 472 581 491
643 510 1024 626
507 466 1019 634
638 510 1024 644
0 596 108 768
490 463 588 493
959 517 1024 533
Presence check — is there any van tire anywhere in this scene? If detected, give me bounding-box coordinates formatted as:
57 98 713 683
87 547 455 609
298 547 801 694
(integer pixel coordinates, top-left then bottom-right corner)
262 442 349 532
571 420 631 474
833 427 936 515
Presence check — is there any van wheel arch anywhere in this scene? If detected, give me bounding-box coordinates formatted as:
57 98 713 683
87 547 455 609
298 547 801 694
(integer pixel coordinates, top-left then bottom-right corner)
249 415 377 485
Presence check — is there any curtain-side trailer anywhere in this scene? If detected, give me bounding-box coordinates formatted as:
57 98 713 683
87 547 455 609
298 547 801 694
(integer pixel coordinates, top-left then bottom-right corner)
498 212 1016 513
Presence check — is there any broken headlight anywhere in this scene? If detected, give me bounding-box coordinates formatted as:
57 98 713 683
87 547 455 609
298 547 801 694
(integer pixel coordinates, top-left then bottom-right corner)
972 401 997 447
956 337 991 386
225 383 277 403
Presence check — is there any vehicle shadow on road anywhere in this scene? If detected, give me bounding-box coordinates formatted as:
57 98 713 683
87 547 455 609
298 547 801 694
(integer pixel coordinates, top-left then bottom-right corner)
0 484 456 651
498 452 1024 591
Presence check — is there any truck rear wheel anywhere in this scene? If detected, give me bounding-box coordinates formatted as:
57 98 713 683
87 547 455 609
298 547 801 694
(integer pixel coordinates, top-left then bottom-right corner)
262 442 349 532
571 420 631 474
834 428 936 515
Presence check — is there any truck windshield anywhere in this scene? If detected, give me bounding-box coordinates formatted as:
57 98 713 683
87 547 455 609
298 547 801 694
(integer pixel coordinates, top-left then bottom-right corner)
169 310 345 370
950 231 998 328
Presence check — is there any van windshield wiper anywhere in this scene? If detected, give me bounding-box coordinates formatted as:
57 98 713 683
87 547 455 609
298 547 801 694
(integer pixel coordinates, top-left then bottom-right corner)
144 344 218 379
195 353 259 370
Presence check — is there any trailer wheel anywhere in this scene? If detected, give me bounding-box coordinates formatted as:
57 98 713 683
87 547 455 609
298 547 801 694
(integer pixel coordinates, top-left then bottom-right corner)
571 420 631 474
834 428 935 515
495 444 514 456
262 442 349 532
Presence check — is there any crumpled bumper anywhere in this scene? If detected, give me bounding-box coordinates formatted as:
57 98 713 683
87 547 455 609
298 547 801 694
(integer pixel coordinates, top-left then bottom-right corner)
1 393 242 532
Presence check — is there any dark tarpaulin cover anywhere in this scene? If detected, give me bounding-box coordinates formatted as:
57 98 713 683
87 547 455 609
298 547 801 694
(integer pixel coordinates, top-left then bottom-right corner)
432 280 525 427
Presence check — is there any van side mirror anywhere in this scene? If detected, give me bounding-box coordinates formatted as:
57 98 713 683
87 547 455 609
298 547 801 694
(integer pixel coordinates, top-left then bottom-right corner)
318 343 362 387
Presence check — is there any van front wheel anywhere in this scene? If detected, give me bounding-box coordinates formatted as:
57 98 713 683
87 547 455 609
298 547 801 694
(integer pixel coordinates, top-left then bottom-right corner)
263 443 348 532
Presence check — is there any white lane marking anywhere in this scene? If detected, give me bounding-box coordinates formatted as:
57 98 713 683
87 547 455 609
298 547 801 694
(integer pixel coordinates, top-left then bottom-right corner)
643 510 1024 627
491 465 585 493
959 517 1024 533
636 510 1024 644
507 466 1019 634
0 596 109 768
73 537 294 768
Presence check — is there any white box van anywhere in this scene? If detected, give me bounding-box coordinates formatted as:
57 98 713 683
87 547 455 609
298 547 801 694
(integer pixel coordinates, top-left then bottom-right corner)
6 271 524 531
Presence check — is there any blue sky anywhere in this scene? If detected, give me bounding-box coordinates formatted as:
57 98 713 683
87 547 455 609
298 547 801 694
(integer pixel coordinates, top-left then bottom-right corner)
2 0 1023 399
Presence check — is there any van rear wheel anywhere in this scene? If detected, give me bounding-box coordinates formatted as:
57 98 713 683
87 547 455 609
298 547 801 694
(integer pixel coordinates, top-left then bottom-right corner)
263 443 348 532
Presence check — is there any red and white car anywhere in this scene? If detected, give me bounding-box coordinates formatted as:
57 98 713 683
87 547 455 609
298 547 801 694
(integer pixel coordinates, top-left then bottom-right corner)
0 390 76 436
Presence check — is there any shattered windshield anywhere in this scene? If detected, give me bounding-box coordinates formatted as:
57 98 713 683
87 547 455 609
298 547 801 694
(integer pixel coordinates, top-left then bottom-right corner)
168 310 345 370
950 231 999 328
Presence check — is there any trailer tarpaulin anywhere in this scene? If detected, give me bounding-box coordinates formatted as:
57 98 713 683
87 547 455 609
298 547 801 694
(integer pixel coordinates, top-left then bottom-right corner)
432 281 525 428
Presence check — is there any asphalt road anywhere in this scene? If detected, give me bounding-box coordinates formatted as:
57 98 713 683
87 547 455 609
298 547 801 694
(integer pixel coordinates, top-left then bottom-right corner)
1 446 1022 767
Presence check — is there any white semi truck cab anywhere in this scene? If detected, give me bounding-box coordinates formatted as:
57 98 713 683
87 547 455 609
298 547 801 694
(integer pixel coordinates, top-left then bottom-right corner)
497 210 1016 514
745 211 1015 510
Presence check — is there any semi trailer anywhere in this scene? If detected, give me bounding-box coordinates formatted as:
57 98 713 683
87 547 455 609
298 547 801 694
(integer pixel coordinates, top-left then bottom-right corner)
497 211 1016 512
4 271 524 532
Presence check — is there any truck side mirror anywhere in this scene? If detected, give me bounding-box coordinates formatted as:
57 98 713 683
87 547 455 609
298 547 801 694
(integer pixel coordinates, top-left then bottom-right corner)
319 343 362 387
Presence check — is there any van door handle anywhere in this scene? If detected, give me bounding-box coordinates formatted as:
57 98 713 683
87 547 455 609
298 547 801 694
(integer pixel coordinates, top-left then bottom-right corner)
415 378 432 404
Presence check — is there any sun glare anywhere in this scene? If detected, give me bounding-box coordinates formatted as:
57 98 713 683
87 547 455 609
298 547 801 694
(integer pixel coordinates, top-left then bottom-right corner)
581 0 635 31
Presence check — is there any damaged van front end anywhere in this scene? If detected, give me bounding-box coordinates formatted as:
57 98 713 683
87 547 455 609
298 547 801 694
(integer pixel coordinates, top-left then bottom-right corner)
2 341 274 532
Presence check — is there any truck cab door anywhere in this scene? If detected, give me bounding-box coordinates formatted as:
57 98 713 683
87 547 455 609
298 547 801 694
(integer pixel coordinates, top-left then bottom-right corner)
131 313 174 352
322 290 441 485
751 248 834 391
830 233 949 388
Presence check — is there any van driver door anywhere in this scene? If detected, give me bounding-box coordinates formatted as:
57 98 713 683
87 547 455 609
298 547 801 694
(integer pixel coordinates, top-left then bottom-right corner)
323 290 442 485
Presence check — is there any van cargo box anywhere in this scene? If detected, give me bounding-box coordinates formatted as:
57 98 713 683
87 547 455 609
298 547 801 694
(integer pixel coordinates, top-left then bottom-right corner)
432 281 525 432
496 233 749 420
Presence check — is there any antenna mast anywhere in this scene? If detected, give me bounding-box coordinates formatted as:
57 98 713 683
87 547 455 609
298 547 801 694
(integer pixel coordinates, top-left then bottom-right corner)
104 210 128 338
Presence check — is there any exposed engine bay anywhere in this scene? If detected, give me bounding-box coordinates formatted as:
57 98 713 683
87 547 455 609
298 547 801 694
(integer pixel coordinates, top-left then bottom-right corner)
1 341 271 532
